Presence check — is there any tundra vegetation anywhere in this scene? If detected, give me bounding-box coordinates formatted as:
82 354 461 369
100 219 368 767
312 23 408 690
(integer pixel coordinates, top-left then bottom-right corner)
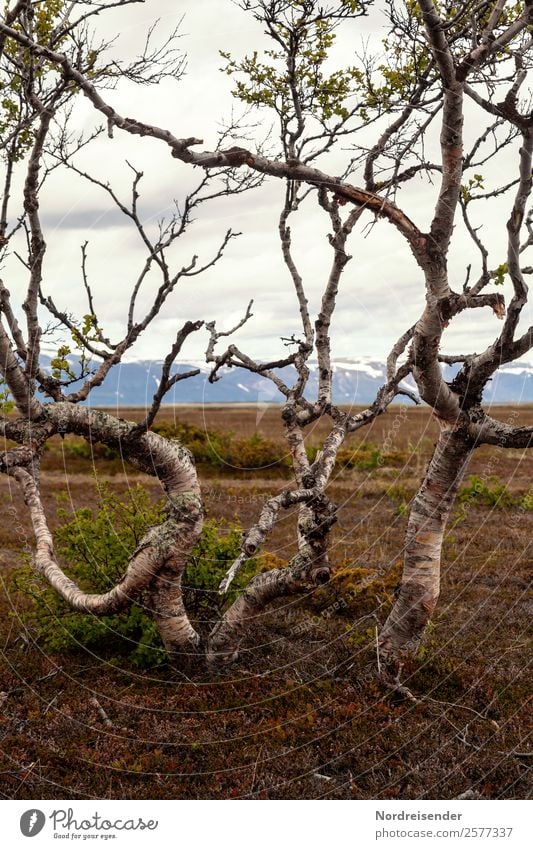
0 0 531 712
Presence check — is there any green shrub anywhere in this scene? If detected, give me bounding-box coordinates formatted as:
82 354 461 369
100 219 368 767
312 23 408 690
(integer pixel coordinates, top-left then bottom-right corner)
520 487 533 511
335 442 406 471
153 421 231 467
385 484 411 517
183 520 276 618
458 474 515 508
337 443 382 470
77 420 408 476
62 439 120 461
12 484 166 667
227 432 289 470
11 484 269 668
152 421 289 471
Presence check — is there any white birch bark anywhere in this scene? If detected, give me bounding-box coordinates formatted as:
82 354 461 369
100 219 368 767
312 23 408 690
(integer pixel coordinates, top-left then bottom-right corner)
378 425 473 668
13 403 203 651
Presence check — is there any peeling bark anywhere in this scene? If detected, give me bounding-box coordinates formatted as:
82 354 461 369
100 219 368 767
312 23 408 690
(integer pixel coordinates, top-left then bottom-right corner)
13 403 203 651
379 425 473 668
0 320 43 419
208 548 330 665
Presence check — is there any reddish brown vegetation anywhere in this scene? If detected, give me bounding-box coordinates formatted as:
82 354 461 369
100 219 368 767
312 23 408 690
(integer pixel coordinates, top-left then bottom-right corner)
0 405 530 800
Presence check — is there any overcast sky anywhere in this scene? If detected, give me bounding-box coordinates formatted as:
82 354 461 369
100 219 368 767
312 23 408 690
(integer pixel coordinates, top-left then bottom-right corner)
7 0 533 367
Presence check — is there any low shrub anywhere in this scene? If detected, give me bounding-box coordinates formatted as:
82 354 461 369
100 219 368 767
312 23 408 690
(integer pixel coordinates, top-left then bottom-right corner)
227 432 289 470
152 422 289 471
337 443 382 470
335 442 407 471
458 474 515 508
152 421 231 467
183 524 284 619
61 421 409 477
301 559 402 619
61 439 120 461
520 487 533 511
11 484 276 668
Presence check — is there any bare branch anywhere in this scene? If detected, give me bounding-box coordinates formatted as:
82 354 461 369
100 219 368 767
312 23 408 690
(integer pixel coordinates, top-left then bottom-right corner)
219 487 320 593
456 3 533 81
279 183 313 347
468 412 533 448
135 320 204 433
22 108 53 382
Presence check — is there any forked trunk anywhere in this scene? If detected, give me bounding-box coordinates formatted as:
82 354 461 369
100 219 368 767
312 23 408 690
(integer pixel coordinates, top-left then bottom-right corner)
378 423 473 670
207 550 330 665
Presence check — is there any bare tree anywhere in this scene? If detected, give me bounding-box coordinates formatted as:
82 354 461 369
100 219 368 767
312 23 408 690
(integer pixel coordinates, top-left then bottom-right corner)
0 1 531 686
0 0 259 654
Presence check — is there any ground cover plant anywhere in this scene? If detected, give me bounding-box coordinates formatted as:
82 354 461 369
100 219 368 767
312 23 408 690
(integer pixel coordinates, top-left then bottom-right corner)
0 404 530 799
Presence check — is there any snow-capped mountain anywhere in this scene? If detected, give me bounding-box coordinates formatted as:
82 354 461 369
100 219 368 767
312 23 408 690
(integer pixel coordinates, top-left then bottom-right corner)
38 356 533 406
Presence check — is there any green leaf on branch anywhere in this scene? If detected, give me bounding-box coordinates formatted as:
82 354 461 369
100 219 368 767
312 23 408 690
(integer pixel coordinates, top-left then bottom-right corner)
460 173 485 204
491 263 508 286
50 345 75 380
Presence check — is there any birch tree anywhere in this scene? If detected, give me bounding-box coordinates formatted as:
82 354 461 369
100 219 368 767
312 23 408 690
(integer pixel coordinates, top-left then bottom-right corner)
0 0 260 654
0 0 532 686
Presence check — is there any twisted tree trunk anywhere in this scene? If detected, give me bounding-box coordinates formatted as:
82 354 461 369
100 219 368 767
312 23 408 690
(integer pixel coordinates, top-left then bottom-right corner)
207 493 334 664
207 549 331 665
378 423 473 669
12 403 203 651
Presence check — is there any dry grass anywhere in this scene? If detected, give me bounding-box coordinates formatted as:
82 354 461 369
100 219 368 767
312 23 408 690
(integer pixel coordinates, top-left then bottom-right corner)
0 405 531 800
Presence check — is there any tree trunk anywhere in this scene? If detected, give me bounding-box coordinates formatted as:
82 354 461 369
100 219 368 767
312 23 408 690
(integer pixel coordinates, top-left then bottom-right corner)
378 423 473 670
14 403 204 652
207 550 330 665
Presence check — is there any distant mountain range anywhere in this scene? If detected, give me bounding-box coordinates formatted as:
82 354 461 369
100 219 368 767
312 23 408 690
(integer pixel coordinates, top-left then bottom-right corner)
39 356 533 406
